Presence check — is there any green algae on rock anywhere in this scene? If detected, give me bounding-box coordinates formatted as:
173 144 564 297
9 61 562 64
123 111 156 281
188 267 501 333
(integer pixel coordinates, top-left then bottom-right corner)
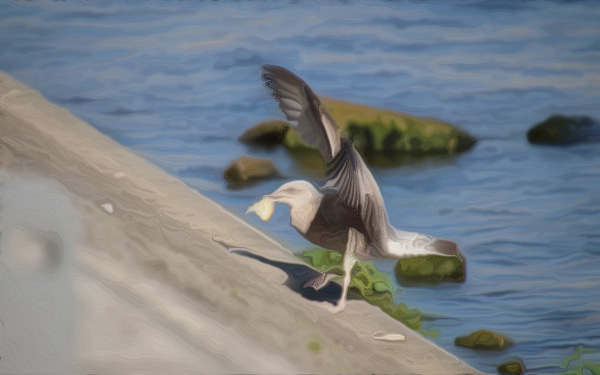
527 115 600 145
297 248 395 307
455 329 514 351
239 120 290 146
241 97 476 170
497 359 524 375
304 335 322 354
281 129 326 173
223 156 281 187
562 345 600 375
297 248 426 331
322 97 476 161
394 255 465 285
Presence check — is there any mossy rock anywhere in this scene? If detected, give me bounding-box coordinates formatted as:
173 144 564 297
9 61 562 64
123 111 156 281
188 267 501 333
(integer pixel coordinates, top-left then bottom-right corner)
242 97 476 170
296 248 425 331
395 255 465 284
497 359 524 375
239 120 290 146
527 115 600 145
223 156 281 187
282 129 326 173
322 97 476 161
455 329 514 351
281 98 476 167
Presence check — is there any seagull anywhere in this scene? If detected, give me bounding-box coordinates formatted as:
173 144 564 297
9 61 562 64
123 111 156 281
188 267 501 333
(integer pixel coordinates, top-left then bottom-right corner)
247 65 462 313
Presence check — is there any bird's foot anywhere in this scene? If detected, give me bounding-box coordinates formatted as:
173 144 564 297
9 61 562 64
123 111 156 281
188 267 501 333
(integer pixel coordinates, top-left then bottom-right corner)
303 272 339 291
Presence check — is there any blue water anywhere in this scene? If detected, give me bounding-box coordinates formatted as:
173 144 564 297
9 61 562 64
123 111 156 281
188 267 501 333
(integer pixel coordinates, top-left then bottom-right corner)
2 2 599 373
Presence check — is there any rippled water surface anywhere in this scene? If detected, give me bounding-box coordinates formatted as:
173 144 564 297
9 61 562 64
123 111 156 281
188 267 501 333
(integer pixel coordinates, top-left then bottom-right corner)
2 1 600 372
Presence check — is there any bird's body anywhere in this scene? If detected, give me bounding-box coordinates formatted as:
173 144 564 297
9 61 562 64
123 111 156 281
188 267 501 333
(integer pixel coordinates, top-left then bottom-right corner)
247 65 462 312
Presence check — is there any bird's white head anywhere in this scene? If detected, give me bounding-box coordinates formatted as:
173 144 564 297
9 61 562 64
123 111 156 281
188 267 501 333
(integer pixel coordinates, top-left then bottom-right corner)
246 180 321 223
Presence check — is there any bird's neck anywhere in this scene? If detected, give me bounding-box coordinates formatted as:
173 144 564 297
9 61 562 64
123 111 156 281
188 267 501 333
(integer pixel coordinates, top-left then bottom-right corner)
289 194 323 235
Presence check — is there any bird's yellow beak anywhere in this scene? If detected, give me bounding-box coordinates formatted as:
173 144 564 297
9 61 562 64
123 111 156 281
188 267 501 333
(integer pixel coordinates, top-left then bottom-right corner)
246 197 275 222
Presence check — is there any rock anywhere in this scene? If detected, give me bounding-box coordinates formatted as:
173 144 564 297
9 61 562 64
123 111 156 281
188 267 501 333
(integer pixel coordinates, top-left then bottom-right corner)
239 120 290 146
394 255 465 285
322 97 476 164
223 156 280 187
242 97 476 170
281 129 326 173
527 115 600 145
454 330 514 351
497 359 524 375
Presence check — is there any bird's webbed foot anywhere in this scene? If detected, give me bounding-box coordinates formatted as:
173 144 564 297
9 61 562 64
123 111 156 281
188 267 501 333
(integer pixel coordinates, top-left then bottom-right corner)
303 271 339 291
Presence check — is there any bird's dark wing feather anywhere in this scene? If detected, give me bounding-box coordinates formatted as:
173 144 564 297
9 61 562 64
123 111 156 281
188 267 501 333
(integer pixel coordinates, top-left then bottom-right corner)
324 139 390 250
261 65 341 163
262 65 389 250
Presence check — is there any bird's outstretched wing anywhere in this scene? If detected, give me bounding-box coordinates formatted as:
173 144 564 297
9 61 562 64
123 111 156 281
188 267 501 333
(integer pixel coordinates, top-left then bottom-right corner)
262 65 390 251
324 139 390 252
261 65 341 163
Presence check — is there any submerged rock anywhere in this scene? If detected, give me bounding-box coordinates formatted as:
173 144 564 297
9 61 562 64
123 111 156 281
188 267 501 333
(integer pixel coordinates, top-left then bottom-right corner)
241 97 476 170
281 129 327 173
497 359 525 375
454 329 514 351
394 255 465 285
321 97 476 163
239 120 290 146
527 115 600 145
223 156 281 187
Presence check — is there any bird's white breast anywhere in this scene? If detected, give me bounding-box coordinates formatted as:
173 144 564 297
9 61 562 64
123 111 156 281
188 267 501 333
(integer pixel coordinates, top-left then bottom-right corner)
290 197 322 235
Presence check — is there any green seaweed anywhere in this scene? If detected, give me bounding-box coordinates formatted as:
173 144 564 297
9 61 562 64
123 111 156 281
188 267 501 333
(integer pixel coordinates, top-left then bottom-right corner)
497 359 524 375
296 248 430 332
281 130 325 173
245 97 477 170
561 345 600 375
454 329 514 351
307 340 321 354
395 255 465 284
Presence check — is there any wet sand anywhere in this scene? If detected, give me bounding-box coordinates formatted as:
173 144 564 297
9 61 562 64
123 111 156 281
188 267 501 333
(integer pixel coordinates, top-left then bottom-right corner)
0 72 481 374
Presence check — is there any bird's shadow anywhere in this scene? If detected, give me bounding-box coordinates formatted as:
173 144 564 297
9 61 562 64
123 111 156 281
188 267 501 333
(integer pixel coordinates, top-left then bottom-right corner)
231 249 343 305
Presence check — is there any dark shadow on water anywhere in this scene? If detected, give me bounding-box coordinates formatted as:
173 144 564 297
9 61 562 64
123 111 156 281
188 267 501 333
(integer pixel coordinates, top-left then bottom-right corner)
231 249 342 305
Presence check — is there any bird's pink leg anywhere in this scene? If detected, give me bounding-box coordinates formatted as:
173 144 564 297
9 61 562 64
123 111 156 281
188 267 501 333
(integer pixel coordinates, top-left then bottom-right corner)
327 227 362 314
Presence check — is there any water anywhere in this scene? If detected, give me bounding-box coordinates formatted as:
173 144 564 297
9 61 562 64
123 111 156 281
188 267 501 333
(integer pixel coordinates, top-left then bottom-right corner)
2 1 599 372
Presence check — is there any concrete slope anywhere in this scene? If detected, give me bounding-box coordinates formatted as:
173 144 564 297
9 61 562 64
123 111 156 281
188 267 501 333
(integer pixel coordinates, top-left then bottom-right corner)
0 72 481 374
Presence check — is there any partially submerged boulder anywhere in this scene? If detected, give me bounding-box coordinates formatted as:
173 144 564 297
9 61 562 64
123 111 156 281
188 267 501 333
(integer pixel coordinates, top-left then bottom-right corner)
527 115 600 145
497 359 525 375
395 255 465 285
223 156 280 187
455 329 514 351
281 129 326 173
322 97 476 164
239 120 290 146
241 97 476 170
